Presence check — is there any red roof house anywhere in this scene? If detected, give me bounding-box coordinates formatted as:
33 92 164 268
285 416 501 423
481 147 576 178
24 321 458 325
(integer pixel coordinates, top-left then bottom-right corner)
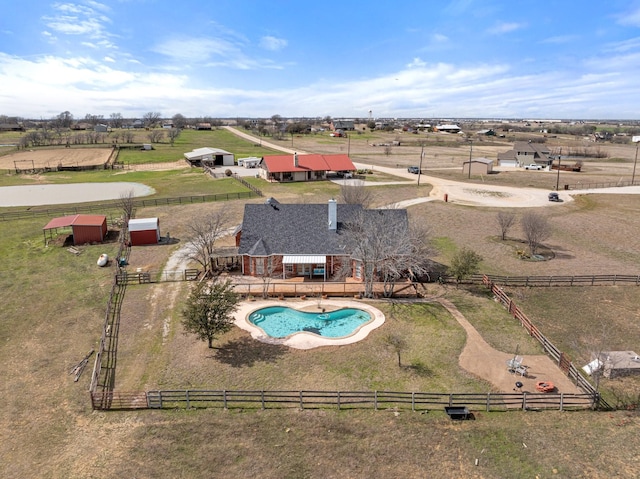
43 214 108 245
259 153 356 182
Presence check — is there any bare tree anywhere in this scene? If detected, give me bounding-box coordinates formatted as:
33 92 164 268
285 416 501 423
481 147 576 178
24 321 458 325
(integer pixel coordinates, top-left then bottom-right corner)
496 211 516 241
339 180 372 208
110 112 123 128
167 128 181 146
521 212 551 256
171 113 187 129
383 333 408 367
181 210 230 276
117 189 135 223
340 208 429 298
142 111 162 128
147 129 165 143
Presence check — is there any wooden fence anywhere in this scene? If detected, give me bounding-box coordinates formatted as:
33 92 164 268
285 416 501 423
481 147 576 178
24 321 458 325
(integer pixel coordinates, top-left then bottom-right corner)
472 273 640 287
482 275 610 410
90 389 596 412
115 269 201 285
562 179 638 190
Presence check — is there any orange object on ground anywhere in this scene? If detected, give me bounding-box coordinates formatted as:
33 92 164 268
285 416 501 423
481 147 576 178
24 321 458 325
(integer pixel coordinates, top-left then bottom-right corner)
536 381 555 393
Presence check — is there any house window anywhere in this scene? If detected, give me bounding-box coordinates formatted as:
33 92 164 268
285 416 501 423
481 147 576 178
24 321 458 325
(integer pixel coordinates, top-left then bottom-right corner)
285 264 294 274
256 258 265 276
354 262 362 279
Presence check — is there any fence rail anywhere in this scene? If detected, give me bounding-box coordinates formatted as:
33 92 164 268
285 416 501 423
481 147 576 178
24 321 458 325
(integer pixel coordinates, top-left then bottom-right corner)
473 273 640 287
90 389 596 412
115 269 201 285
562 179 638 190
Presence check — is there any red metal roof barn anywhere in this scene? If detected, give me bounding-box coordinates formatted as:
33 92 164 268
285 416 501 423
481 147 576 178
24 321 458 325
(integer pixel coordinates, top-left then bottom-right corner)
43 214 108 245
128 218 160 245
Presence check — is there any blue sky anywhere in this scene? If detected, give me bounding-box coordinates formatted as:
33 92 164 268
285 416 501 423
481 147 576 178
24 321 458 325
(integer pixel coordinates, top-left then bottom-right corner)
2 0 640 119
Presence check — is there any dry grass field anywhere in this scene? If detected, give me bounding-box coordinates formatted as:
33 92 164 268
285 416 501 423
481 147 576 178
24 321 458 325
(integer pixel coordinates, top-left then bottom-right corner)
1 131 639 479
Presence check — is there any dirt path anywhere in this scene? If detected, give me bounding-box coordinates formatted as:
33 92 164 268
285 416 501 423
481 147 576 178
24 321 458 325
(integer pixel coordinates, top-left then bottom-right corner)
437 298 581 395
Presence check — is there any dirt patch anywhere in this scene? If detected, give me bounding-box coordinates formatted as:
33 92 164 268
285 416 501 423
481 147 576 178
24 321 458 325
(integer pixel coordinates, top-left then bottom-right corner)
0 147 112 170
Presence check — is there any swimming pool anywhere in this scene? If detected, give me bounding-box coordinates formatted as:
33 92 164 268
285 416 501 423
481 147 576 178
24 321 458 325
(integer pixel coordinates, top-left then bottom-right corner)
248 306 372 338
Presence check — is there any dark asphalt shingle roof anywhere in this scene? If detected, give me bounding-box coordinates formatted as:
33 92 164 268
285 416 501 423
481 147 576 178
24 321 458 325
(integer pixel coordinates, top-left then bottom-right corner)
238 201 408 256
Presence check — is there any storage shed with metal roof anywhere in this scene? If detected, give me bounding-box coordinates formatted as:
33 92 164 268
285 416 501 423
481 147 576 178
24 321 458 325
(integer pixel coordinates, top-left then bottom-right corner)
128 217 161 246
43 214 108 245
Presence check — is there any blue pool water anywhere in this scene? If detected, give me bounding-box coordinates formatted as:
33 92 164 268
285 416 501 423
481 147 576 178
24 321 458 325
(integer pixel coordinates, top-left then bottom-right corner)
248 306 372 338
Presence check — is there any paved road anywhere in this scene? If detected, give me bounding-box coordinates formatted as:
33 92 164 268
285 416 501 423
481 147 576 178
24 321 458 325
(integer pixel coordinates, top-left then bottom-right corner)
224 126 640 208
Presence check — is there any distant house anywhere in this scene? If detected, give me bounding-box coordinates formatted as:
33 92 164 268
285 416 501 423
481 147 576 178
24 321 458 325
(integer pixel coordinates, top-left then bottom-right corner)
43 214 108 246
435 124 462 133
259 153 356 182
0 123 24 132
498 141 552 168
196 123 212 130
236 198 409 280
331 120 355 131
94 124 108 133
184 147 234 167
462 157 494 175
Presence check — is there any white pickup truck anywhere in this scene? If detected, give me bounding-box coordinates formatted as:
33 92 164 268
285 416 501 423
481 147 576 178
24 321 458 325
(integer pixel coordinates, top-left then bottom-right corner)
524 163 543 170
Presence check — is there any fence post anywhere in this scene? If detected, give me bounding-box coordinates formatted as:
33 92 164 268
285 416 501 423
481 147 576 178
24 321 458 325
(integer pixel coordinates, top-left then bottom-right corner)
337 391 341 410
559 393 564 412
261 390 265 410
223 390 227 409
300 391 303 410
487 393 491 412
411 392 415 412
186 390 190 409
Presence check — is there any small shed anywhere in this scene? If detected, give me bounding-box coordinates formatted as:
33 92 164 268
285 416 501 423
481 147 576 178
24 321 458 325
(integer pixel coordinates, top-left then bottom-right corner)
43 214 108 245
238 157 261 168
463 158 494 176
129 218 161 246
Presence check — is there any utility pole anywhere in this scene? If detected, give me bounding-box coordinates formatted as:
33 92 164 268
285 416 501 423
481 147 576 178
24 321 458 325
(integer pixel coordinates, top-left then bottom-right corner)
633 141 639 185
468 139 473 179
555 147 562 191
418 145 424 186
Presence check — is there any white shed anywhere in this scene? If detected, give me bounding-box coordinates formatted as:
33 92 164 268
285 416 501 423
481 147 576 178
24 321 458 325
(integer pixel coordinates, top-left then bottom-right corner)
184 147 234 167
238 157 261 168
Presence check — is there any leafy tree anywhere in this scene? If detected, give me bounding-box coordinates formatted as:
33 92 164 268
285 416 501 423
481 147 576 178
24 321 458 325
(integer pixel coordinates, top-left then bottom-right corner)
449 247 482 285
181 279 239 348
496 211 516 241
171 113 187 129
521 212 551 256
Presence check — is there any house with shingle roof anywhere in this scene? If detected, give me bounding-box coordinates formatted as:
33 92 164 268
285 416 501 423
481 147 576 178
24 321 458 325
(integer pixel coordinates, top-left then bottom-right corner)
259 153 355 182
235 198 408 281
498 141 553 168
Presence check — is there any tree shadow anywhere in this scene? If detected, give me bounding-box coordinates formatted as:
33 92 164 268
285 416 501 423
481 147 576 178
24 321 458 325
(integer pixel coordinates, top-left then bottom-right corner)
210 337 289 368
405 360 434 377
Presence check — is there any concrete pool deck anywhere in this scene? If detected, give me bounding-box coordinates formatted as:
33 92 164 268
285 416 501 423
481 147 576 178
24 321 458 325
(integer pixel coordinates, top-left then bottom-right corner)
234 299 385 350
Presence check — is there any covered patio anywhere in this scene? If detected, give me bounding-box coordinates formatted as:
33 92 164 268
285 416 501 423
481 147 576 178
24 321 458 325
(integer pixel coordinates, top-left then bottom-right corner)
282 255 327 280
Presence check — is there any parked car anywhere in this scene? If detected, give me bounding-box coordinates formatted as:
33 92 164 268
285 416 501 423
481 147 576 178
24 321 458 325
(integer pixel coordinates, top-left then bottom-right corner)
407 166 420 174
548 192 560 202
525 163 543 170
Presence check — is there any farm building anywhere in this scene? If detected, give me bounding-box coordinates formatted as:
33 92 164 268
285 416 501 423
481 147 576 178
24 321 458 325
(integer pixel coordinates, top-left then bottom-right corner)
184 147 234 167
259 153 356 182
43 214 108 245
462 158 494 175
128 218 161 246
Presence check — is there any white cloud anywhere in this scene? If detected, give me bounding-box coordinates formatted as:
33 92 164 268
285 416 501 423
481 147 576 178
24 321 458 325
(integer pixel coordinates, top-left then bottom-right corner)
153 37 238 63
407 58 426 68
487 22 525 35
260 35 287 51
432 33 449 43
616 7 640 26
